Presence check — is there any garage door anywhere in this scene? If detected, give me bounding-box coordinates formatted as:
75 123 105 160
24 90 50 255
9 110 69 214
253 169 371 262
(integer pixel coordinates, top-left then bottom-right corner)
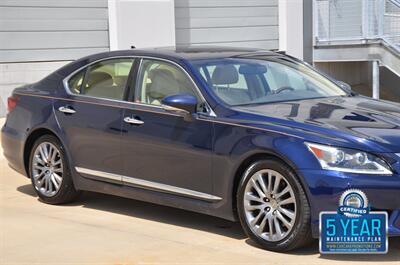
0 0 109 62
174 0 279 49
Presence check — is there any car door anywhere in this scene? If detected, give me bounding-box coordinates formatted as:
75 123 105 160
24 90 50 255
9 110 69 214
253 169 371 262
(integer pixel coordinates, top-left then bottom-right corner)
120 58 216 200
54 58 135 180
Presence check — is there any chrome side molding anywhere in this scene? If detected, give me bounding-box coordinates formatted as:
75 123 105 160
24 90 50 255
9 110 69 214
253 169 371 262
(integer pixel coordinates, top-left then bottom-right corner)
75 167 222 202
75 167 122 182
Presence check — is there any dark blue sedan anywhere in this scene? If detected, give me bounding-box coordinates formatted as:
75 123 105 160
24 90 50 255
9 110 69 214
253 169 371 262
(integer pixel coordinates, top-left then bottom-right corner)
2 47 400 252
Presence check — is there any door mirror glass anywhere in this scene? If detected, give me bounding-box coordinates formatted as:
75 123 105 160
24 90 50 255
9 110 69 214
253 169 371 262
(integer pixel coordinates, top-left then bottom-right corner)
161 93 198 114
336 80 352 91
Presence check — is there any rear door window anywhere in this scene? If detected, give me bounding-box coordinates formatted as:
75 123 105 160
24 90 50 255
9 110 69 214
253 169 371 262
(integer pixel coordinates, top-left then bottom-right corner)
67 58 135 101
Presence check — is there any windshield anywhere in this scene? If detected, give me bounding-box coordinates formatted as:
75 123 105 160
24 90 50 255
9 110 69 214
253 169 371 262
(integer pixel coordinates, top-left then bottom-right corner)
191 57 347 106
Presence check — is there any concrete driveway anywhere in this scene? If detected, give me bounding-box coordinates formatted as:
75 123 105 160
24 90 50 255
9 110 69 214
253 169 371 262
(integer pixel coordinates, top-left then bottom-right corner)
0 118 399 265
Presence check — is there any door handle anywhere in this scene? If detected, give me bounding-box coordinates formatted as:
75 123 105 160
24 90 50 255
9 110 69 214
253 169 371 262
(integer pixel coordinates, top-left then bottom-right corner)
58 106 76 114
124 116 144 125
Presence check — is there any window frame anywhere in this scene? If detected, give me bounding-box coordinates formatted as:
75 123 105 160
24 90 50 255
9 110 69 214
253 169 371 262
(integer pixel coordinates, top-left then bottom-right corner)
63 56 216 116
133 58 203 107
63 56 138 103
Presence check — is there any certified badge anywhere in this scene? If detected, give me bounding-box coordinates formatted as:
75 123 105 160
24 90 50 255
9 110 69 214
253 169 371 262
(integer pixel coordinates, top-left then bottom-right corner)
320 189 388 254
338 189 369 218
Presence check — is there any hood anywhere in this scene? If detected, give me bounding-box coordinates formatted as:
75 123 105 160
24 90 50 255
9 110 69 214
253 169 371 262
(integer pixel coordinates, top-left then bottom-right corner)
235 96 400 153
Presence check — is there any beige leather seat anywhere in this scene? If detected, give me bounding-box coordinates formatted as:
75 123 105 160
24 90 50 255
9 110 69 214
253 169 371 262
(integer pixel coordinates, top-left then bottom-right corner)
85 71 124 100
146 69 180 105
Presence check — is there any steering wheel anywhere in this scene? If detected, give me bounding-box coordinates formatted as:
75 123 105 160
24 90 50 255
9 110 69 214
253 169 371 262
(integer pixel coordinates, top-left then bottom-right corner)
274 86 295 94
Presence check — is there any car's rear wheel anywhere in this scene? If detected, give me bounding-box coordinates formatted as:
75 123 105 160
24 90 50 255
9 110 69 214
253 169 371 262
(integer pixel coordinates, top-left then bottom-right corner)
237 159 312 252
29 135 80 204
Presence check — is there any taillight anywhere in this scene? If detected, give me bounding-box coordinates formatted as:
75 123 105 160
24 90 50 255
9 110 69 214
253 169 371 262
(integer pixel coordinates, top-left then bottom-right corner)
7 95 19 113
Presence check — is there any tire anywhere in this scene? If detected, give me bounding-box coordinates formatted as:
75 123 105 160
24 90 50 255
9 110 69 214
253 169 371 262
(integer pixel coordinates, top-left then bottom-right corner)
237 159 313 252
29 134 80 204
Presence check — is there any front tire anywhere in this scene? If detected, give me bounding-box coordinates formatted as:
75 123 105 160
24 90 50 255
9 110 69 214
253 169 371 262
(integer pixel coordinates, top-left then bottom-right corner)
29 135 80 204
237 159 312 252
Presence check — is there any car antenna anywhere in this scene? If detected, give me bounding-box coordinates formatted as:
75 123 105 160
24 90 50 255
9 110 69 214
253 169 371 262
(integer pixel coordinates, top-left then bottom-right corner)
131 45 136 49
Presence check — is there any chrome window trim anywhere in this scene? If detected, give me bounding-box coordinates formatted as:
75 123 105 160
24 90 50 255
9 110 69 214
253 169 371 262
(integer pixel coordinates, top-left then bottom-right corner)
62 55 216 117
62 56 136 105
75 167 222 202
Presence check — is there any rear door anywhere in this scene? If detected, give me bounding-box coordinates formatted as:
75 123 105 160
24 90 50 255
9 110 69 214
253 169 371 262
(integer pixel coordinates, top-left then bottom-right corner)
54 58 135 180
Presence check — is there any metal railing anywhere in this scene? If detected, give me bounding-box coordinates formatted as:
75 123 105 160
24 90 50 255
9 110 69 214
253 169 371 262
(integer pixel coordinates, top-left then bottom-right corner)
315 0 400 52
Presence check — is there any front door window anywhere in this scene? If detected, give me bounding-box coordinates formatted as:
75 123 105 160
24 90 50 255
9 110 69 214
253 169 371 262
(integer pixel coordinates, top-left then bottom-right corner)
135 59 201 106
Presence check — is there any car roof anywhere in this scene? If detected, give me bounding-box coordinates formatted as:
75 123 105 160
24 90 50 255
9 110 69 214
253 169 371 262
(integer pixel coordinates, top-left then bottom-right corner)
53 46 283 79
141 46 278 60
96 45 279 60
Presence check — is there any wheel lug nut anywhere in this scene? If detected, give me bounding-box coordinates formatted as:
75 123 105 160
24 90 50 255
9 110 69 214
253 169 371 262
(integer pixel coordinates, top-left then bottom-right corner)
265 207 270 212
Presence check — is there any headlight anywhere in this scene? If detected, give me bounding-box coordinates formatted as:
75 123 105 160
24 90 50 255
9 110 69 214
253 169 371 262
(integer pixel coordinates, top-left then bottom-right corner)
305 142 392 175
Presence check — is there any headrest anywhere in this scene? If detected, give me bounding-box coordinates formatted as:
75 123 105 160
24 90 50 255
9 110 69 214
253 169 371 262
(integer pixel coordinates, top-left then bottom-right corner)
87 72 113 87
239 64 267 75
148 69 179 99
211 65 239 85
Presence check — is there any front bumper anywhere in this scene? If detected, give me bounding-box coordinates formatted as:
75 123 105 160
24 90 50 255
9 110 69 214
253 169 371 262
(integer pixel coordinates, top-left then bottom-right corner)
298 169 400 238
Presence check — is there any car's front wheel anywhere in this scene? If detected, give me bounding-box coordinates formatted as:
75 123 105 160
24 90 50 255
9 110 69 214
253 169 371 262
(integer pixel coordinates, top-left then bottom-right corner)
29 135 80 204
237 159 312 252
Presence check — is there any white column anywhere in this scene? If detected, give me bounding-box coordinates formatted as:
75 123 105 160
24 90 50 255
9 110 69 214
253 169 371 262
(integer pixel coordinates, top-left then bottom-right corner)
372 60 380 99
283 0 304 60
278 0 287 52
108 0 119 50
107 0 176 50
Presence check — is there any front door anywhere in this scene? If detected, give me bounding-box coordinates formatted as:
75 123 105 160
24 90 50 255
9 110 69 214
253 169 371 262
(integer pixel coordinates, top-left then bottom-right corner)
120 58 216 200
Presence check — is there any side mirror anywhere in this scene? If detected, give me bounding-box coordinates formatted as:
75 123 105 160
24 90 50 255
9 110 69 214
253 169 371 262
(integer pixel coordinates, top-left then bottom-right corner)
336 80 352 91
161 94 198 120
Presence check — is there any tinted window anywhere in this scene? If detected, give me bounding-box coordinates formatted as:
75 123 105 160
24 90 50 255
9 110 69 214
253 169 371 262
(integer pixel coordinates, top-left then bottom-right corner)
135 59 200 106
68 58 134 100
193 58 347 106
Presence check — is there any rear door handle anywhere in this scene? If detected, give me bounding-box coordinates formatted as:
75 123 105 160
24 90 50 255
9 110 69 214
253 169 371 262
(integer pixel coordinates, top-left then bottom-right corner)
124 116 144 125
58 106 76 114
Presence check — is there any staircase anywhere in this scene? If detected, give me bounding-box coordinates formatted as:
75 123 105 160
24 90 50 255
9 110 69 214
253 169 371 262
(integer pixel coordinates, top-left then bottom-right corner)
314 0 400 98
383 0 400 50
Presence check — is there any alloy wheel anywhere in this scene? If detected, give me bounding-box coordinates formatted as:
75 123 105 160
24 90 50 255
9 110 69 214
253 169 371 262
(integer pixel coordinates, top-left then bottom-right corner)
31 142 64 197
243 169 297 242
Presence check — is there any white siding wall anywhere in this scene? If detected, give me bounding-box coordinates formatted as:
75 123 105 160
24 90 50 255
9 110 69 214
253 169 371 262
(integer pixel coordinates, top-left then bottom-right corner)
174 0 279 49
0 0 110 62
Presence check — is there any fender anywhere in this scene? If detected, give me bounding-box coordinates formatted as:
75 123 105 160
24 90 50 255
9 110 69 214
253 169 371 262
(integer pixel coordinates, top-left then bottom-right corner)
21 101 74 182
210 122 317 221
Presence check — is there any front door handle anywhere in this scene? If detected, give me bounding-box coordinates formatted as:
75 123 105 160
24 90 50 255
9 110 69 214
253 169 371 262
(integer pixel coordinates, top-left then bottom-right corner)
124 116 144 125
58 106 76 114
